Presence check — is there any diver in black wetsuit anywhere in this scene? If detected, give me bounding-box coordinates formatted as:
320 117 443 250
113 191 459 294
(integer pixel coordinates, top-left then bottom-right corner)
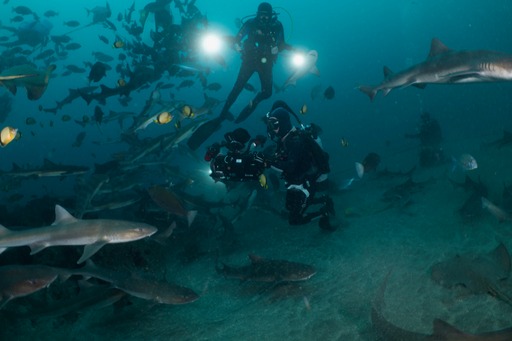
187 2 293 151
265 101 336 231
221 2 294 123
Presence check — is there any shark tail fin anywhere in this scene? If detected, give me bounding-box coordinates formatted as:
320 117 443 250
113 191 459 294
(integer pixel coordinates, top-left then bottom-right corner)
358 86 377 101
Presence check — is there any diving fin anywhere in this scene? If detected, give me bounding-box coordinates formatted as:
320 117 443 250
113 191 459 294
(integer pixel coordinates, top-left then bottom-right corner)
187 115 224 150
234 103 256 124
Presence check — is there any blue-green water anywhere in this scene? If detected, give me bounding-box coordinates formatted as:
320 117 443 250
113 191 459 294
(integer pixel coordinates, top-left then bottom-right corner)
1 1 512 340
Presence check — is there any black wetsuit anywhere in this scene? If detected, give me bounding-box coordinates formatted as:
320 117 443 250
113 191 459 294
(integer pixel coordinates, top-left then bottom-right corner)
272 130 331 226
220 17 292 123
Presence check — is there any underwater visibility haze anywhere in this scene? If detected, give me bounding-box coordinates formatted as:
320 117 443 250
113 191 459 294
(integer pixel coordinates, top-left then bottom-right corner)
1 0 512 340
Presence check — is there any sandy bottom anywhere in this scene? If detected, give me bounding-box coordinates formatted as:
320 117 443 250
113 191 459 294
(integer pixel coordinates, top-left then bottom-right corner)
2 163 512 341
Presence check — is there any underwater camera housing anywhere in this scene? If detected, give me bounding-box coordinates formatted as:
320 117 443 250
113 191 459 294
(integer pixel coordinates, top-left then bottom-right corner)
207 128 268 182
210 152 266 182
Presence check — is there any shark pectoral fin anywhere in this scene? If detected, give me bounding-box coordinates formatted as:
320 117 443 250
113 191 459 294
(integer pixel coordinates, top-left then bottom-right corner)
30 243 48 255
1 81 17 95
78 241 108 264
432 319 469 338
382 88 392 96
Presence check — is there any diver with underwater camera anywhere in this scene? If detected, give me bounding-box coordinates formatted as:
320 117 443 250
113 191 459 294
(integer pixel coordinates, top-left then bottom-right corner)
205 101 337 231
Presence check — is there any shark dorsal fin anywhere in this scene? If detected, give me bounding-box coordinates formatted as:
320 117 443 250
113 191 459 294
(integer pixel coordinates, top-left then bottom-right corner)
428 38 451 59
43 158 57 168
53 205 78 225
0 224 11 236
432 319 467 337
383 66 393 78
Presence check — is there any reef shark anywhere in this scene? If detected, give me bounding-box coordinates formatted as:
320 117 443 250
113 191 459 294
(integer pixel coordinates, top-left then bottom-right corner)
0 205 157 264
2 158 90 178
430 243 512 306
216 254 316 283
372 272 512 340
75 260 199 305
0 264 68 309
359 38 512 101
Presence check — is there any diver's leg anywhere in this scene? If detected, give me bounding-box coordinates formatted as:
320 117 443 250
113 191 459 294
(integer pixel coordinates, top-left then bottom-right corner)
220 61 254 119
235 63 273 123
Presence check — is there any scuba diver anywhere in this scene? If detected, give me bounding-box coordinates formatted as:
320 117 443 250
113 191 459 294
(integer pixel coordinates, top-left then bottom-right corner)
405 112 445 168
187 2 294 151
265 100 335 231
204 101 335 230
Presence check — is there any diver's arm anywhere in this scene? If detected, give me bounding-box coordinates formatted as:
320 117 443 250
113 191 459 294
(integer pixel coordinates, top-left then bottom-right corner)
271 137 303 175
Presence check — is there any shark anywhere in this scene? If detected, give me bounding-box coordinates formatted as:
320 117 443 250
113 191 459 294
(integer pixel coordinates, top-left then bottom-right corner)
1 158 89 178
216 254 316 283
0 64 56 100
430 243 512 307
372 272 512 340
0 264 69 309
359 38 512 101
0 205 158 264
74 260 199 305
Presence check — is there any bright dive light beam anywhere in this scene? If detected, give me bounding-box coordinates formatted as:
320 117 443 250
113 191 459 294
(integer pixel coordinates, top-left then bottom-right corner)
201 33 223 55
291 52 306 68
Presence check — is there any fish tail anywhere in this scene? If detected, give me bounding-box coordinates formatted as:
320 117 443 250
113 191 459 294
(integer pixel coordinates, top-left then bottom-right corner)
358 86 377 101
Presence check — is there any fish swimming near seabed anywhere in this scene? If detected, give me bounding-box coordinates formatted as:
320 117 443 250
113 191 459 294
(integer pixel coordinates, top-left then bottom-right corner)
430 243 512 307
360 38 512 101
216 254 316 283
74 260 199 305
0 205 157 264
372 271 512 340
0 264 70 309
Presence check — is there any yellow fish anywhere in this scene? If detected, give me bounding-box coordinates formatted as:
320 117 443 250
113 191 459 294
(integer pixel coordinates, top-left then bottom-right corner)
117 78 126 87
181 105 194 118
259 173 268 189
0 126 19 147
299 104 308 115
154 111 173 125
112 40 124 49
